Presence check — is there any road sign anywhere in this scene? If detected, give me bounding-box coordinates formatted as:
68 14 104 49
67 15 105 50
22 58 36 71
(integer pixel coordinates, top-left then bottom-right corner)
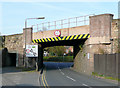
54 30 61 37
26 45 38 57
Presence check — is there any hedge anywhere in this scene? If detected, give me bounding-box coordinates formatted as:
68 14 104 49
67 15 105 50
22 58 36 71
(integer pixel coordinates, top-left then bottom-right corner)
43 56 73 62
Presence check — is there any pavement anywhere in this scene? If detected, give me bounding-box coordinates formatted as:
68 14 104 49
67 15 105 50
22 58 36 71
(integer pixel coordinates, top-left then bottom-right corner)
2 67 40 87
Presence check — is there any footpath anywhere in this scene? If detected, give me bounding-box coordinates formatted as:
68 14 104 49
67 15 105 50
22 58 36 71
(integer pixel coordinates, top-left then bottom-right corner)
2 67 40 87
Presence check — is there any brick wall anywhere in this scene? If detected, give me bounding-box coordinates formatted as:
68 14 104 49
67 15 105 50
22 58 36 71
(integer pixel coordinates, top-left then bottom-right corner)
33 25 89 39
4 33 24 66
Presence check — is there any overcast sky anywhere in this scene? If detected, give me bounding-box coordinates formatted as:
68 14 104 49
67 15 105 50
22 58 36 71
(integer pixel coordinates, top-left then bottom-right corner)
0 1 119 35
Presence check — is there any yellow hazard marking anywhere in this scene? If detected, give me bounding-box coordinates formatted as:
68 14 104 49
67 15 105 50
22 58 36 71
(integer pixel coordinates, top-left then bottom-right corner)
88 35 90 38
58 37 61 40
66 36 70 40
32 40 35 43
74 35 78 39
70 35 75 40
54 37 58 41
32 34 90 43
44 38 48 42
83 34 88 39
62 36 66 40
38 39 41 42
41 39 45 42
51 38 54 41
47 38 51 42
78 34 83 39
35 39 38 43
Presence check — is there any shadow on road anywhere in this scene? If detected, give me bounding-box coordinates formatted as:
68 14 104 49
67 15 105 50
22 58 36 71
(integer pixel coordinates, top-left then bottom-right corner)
2 67 22 74
43 62 73 71
2 62 73 73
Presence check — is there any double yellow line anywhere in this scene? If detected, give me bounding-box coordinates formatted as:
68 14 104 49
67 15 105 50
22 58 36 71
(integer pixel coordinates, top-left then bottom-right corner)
42 67 49 88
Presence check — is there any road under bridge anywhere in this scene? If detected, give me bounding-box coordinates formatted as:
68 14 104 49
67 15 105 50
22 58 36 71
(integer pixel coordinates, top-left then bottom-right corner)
23 13 114 75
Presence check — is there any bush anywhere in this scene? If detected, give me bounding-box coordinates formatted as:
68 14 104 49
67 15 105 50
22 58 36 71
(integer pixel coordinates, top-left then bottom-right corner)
43 56 73 62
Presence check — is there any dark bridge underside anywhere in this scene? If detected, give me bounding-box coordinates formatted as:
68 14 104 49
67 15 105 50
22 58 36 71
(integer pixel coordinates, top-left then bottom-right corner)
32 34 90 70
32 34 90 48
41 39 87 48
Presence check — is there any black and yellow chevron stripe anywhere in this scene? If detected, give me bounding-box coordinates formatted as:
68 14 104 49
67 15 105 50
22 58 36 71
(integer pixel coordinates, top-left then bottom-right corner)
32 34 90 43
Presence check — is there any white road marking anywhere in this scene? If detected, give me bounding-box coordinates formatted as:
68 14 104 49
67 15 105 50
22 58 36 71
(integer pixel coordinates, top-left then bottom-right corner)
58 67 65 75
66 76 76 81
82 83 88 86
61 72 65 75
59 69 61 72
82 84 92 88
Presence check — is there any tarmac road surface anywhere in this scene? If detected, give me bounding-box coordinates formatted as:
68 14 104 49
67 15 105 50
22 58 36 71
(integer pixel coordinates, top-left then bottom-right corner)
41 62 118 88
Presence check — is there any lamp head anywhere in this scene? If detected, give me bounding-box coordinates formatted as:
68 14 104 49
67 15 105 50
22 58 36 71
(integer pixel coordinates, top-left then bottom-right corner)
37 17 45 19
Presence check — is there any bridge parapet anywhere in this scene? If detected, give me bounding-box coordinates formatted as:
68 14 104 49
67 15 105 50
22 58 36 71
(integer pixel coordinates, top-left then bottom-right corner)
89 14 113 45
32 15 93 32
33 25 89 39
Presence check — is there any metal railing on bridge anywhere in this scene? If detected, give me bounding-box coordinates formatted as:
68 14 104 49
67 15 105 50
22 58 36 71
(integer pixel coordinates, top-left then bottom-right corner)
32 14 94 32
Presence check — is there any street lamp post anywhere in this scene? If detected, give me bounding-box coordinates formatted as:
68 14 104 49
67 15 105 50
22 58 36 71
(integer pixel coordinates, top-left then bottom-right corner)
25 17 45 28
24 17 45 68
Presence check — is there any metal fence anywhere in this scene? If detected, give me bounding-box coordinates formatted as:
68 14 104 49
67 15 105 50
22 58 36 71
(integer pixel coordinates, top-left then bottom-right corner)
32 14 94 32
94 53 120 78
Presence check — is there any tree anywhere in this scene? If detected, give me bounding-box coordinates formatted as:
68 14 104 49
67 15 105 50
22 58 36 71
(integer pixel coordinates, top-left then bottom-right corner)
48 46 66 56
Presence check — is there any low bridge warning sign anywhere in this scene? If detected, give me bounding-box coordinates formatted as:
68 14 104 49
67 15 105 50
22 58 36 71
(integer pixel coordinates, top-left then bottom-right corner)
26 45 38 57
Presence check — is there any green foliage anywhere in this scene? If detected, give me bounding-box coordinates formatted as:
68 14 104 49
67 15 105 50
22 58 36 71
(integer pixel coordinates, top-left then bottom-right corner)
92 72 120 81
67 50 73 56
43 56 73 62
48 46 66 56
16 67 35 72
79 44 83 52
68 50 71 54
84 53 86 57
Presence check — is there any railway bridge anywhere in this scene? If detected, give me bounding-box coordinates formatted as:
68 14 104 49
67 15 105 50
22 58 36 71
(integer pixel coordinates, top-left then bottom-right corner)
23 13 114 75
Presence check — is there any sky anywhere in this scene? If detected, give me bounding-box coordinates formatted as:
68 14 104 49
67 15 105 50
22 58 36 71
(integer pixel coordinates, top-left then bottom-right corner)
0 1 119 35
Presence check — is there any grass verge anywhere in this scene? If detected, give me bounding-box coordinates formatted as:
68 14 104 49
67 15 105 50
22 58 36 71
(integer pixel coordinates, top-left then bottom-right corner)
16 67 36 72
92 72 120 81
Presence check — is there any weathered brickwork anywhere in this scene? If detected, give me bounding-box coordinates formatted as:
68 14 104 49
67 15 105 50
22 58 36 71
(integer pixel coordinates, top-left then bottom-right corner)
4 34 24 66
73 14 119 75
111 19 119 53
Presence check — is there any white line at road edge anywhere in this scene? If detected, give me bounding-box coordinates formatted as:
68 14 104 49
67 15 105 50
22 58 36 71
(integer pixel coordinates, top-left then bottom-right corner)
82 84 88 86
59 69 61 72
66 76 76 81
82 84 92 88
61 72 65 75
